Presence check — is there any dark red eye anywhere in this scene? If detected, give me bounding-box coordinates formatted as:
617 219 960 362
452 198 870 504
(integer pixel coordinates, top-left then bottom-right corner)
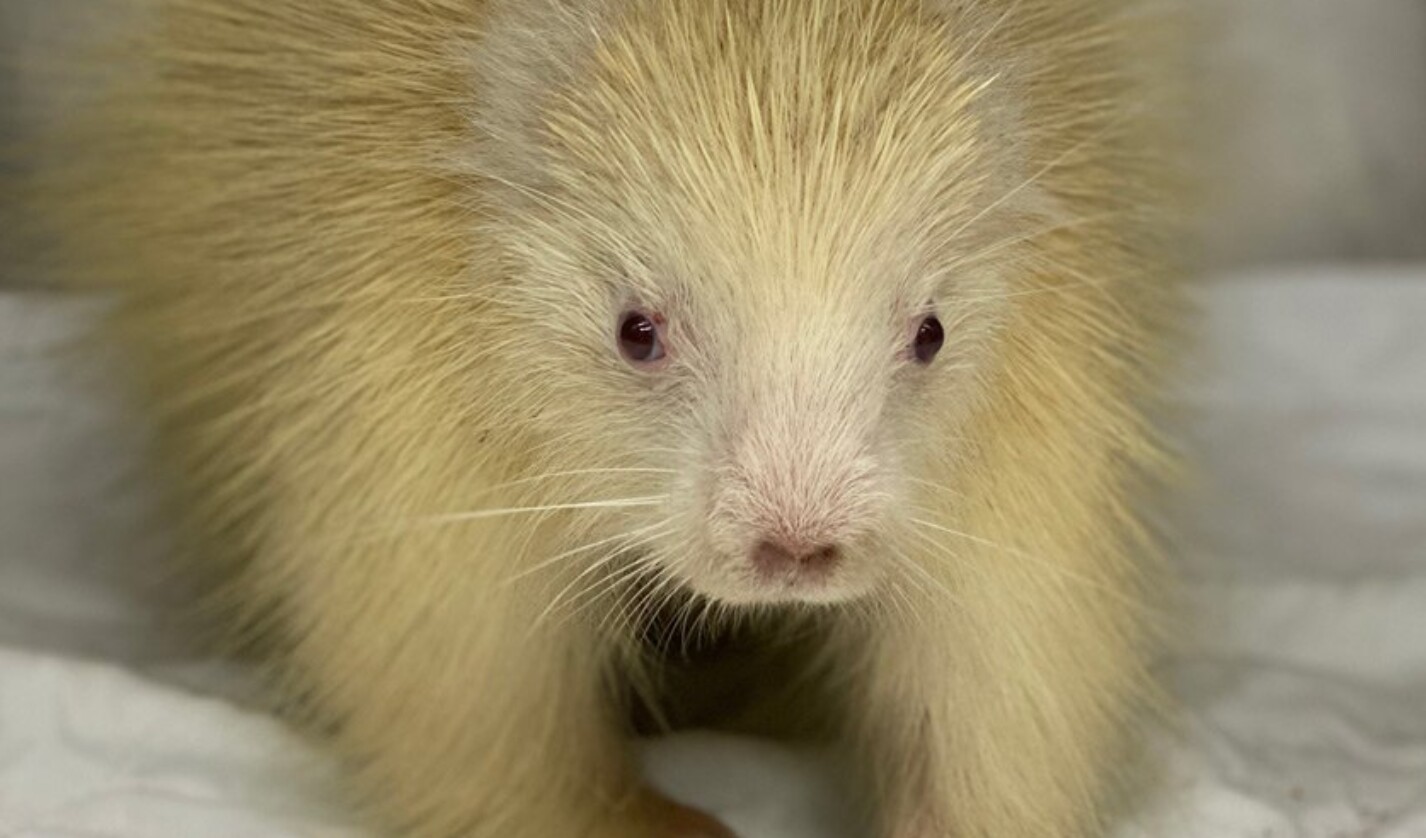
618 311 666 365
914 315 944 364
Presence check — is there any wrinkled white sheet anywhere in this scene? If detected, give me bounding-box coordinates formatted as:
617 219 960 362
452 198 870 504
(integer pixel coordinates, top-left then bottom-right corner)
1 267 1424 837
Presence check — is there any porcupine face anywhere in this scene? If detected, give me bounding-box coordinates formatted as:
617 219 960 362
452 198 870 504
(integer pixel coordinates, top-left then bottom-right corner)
475 0 1041 607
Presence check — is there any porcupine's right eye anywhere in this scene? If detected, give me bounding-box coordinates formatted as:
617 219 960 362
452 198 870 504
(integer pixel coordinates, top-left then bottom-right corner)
617 310 667 367
913 315 945 364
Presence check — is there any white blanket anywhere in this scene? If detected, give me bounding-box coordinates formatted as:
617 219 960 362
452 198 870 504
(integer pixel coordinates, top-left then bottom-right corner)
2 267 1424 837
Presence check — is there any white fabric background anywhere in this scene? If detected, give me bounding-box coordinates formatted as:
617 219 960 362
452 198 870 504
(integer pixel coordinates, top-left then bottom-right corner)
2 267 1424 837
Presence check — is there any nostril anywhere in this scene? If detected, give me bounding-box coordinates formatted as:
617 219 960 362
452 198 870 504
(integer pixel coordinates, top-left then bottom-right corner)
751 539 841 575
803 545 840 568
751 540 793 573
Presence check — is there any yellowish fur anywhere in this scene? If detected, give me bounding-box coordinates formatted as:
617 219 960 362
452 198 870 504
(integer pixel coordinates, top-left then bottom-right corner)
18 0 1185 836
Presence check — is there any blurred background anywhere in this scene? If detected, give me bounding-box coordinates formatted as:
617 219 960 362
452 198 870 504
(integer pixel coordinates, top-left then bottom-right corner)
1194 0 1426 265
4 0 1425 268
1 3 1424 837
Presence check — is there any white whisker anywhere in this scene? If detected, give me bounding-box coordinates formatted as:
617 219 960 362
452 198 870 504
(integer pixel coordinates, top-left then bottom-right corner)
503 519 671 586
421 496 667 526
908 515 1142 612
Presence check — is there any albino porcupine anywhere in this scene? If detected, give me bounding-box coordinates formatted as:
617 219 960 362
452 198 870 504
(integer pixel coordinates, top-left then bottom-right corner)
15 0 1186 835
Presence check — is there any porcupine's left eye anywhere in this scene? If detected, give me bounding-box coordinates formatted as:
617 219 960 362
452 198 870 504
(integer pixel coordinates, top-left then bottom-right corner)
617 310 667 366
913 315 944 364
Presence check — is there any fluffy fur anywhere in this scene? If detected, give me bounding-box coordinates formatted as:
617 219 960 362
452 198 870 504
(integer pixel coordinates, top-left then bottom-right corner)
21 0 1184 835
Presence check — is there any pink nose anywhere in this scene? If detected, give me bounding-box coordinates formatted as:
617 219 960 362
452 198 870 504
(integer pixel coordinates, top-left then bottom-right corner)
751 539 842 575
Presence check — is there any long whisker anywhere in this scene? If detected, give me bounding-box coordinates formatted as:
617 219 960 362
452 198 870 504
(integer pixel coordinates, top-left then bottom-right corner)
342 495 669 548
566 550 669 635
531 528 671 635
871 564 924 632
619 533 701 636
908 515 1143 612
885 543 966 613
546 521 694 636
608 529 710 645
419 496 667 526
502 519 671 586
904 475 968 501
468 467 677 500
610 562 681 641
